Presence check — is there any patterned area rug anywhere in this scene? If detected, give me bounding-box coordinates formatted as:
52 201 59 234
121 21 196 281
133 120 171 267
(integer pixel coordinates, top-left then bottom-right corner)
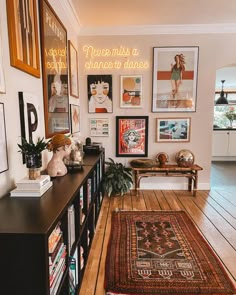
104 210 236 295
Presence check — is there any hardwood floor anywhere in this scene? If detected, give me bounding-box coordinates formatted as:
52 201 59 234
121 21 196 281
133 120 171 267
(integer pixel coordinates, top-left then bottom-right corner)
79 188 236 294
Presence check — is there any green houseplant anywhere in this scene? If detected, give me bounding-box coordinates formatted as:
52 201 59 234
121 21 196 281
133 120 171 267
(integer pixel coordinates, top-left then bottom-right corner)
102 158 133 197
18 137 49 179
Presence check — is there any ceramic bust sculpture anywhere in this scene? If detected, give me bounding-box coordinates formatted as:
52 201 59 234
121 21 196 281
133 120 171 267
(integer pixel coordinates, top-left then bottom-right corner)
47 134 72 177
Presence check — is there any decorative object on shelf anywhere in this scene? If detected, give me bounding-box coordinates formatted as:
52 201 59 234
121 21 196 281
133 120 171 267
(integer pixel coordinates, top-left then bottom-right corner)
215 80 228 105
224 106 236 128
18 137 48 180
103 158 133 197
152 46 199 112
47 134 72 177
130 159 155 168
175 149 195 167
64 137 84 172
156 152 169 167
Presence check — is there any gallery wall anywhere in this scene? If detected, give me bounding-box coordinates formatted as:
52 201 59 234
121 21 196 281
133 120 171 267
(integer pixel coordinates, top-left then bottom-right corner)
0 0 236 198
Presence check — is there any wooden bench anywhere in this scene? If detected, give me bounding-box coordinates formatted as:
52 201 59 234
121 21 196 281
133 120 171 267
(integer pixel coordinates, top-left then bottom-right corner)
131 164 203 196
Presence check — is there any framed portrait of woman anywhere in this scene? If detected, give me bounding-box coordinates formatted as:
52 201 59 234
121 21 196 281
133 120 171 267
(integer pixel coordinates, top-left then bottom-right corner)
152 47 199 113
116 116 148 157
87 75 113 113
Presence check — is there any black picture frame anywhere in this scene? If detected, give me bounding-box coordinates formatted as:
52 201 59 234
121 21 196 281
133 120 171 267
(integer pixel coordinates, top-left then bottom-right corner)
39 0 69 138
0 103 9 173
116 116 148 157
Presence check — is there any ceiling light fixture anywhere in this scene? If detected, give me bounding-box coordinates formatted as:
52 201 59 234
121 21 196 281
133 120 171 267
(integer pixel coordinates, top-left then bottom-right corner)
215 80 228 105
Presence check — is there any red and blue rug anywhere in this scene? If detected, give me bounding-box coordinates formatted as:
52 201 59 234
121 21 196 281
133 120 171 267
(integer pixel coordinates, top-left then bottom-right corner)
105 210 236 295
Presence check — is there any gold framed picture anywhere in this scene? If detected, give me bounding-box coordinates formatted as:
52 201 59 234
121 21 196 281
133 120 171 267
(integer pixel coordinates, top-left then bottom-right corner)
6 0 40 78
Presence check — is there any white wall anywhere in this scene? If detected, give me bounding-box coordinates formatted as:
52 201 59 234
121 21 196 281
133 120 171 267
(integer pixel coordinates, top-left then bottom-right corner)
0 0 236 197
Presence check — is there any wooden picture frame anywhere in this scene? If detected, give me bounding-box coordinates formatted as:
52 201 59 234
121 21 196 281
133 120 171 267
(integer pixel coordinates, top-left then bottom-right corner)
89 118 109 137
70 104 80 134
6 0 40 78
68 40 79 98
0 103 9 173
120 75 143 108
87 75 113 113
116 116 148 157
152 47 199 112
39 0 70 138
0 21 6 93
156 117 191 142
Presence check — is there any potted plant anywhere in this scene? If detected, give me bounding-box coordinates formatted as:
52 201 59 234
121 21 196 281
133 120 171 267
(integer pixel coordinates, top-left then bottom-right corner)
102 158 133 197
18 137 49 179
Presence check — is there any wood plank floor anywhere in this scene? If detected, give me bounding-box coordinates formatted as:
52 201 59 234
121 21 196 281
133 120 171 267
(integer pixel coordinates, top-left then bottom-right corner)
79 188 236 294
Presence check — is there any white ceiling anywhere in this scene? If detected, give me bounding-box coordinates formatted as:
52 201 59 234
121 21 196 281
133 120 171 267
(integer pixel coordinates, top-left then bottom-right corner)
71 0 236 27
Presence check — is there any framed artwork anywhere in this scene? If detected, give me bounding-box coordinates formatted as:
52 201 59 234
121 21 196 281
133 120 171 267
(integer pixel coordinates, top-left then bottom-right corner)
39 0 69 138
0 103 8 173
120 75 142 108
90 118 109 137
87 75 113 113
68 40 79 98
70 104 80 134
156 117 191 142
19 91 43 163
116 116 148 157
6 0 40 78
152 47 199 112
0 22 5 93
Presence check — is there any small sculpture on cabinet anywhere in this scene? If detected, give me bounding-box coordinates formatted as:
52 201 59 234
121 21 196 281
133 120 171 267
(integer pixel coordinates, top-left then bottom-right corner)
156 152 169 168
47 134 71 177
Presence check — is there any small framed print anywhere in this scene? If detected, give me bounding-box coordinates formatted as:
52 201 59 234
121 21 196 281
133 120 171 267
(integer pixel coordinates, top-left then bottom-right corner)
70 104 80 134
0 103 9 173
68 40 79 98
156 117 191 142
90 118 109 137
120 75 142 108
116 116 148 157
152 46 199 112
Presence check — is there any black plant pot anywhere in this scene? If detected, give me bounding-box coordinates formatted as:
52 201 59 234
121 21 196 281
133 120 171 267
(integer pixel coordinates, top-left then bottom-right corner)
25 154 42 180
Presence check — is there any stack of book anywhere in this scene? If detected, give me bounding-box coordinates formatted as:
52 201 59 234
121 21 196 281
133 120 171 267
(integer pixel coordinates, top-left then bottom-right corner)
49 223 67 295
10 175 52 197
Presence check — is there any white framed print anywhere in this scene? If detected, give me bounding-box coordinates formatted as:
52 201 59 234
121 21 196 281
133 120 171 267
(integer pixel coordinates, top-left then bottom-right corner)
90 118 109 137
70 104 80 134
156 117 191 142
0 103 8 173
120 75 142 108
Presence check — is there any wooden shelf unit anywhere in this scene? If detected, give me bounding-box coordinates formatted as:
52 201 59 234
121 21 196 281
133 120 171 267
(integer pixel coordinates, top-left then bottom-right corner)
0 150 105 295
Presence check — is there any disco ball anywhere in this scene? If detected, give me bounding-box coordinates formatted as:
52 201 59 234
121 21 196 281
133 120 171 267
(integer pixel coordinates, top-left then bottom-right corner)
175 149 195 168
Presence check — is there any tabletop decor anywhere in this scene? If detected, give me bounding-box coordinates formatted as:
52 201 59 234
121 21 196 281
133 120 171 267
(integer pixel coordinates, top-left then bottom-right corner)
18 137 48 179
105 210 236 295
224 106 236 128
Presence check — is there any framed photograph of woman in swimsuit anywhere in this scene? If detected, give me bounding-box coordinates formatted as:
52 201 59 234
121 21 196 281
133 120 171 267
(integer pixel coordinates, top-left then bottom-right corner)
116 116 148 157
152 47 199 112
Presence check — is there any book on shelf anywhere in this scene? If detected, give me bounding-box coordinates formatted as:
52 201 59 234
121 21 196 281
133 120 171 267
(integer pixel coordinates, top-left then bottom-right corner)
49 241 65 269
10 181 53 197
49 247 66 283
68 205 75 252
15 174 51 189
48 223 63 254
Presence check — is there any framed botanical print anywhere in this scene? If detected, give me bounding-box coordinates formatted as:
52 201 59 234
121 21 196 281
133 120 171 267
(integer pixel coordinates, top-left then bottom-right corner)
70 104 80 134
152 47 199 112
156 117 191 142
39 0 70 138
68 40 79 98
6 0 40 78
0 103 9 173
89 118 109 137
87 75 113 113
116 116 148 157
120 75 142 108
